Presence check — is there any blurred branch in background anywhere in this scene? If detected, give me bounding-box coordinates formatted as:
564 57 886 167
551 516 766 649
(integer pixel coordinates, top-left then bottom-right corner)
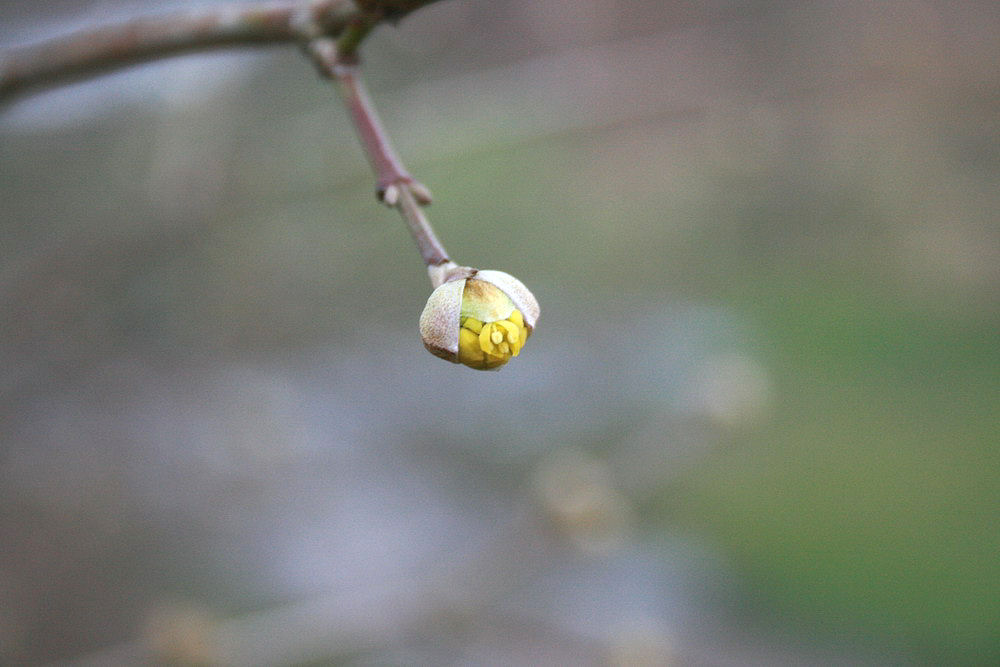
56 506 625 667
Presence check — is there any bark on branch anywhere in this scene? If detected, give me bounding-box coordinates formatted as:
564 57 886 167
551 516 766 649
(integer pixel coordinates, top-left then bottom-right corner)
0 0 440 100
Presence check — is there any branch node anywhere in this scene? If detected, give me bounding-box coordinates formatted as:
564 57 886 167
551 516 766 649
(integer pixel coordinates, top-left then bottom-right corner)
382 184 400 206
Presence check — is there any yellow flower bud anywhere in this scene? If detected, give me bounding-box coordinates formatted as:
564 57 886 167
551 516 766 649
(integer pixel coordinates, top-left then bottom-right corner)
419 266 539 370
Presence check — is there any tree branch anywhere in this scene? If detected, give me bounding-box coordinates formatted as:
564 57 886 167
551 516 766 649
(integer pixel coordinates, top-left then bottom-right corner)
1 0 450 271
0 0 440 101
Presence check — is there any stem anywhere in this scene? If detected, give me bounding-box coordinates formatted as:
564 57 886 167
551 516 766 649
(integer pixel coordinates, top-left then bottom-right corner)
307 38 449 268
336 18 376 59
331 60 413 194
396 182 450 267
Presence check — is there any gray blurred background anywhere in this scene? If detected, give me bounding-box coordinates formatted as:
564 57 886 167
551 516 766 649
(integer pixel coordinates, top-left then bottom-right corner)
1 0 997 665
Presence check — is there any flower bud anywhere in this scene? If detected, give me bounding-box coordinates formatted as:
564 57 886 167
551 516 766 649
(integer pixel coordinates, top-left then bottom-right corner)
420 266 539 370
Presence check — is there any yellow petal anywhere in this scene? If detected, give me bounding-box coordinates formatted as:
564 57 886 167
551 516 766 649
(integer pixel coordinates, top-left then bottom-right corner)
508 335 522 357
458 328 485 365
495 320 519 343
479 324 496 354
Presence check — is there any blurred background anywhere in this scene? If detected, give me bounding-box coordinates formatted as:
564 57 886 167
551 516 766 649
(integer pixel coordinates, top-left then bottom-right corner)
1 0 997 664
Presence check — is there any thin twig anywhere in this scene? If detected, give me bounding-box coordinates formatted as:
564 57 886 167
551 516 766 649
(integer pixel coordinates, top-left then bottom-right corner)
306 36 450 268
394 180 450 266
330 57 414 194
